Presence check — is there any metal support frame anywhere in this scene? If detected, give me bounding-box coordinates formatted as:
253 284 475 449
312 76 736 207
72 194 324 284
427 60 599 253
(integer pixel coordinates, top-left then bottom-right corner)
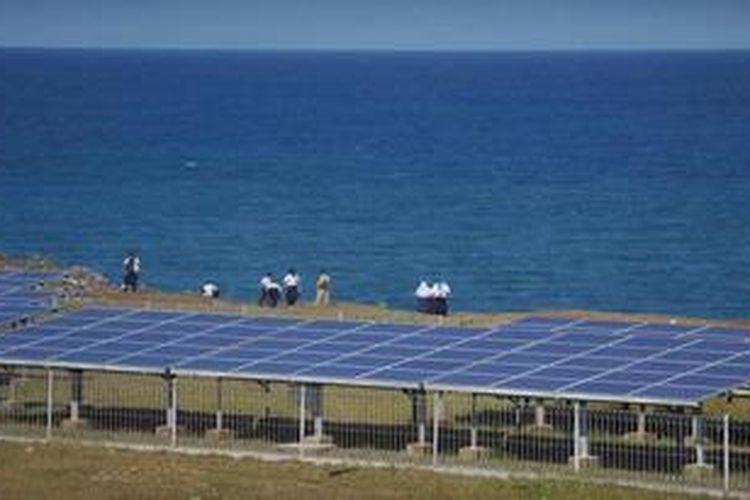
432 391 443 466
724 414 730 493
298 384 306 457
169 375 178 447
691 414 705 467
637 404 647 436
573 401 581 472
411 389 428 445
469 393 479 449
215 377 224 431
45 368 54 440
534 398 545 427
70 369 83 422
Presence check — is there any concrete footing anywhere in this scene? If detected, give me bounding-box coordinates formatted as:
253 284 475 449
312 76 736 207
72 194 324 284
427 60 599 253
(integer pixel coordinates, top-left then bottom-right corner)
277 440 336 453
205 428 232 443
406 442 432 457
622 431 657 443
568 455 600 469
458 446 490 461
303 433 334 445
155 425 185 439
683 463 715 478
60 418 89 432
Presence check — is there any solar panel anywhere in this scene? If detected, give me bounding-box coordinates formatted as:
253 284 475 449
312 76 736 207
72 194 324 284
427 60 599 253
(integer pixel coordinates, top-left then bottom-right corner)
0 306 749 406
0 270 63 324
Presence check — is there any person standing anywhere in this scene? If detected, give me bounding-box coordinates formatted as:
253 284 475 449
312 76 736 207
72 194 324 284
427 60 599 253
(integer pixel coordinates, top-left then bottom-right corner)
121 251 141 292
415 280 434 314
283 268 301 306
315 269 331 306
201 280 220 298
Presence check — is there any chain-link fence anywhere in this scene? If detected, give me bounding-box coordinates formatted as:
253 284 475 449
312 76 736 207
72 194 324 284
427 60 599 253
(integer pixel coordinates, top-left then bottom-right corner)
1 365 748 495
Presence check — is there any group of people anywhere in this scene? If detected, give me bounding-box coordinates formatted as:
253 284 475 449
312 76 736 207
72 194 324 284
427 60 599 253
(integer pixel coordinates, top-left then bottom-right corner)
415 280 452 316
123 252 453 315
257 268 331 308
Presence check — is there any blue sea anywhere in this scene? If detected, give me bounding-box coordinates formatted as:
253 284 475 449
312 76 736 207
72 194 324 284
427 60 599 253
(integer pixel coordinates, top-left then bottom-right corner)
1 49 749 317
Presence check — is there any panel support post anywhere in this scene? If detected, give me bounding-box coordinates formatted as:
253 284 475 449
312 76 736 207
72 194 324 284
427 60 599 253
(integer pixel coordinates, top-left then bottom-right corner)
45 368 54 440
70 369 83 422
569 401 598 468
169 374 178 448
206 377 232 442
458 393 490 461
216 377 223 431
724 414 730 493
432 391 443 466
572 402 581 472
298 384 306 457
684 413 713 475
61 369 87 431
534 399 546 428
470 393 478 449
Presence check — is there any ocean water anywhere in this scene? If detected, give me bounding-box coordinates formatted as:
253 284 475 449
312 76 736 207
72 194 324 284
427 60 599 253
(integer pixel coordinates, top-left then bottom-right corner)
1 49 749 317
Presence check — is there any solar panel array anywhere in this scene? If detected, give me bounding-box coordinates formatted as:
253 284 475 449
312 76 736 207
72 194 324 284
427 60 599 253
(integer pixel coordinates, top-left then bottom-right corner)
1 306 749 406
0 271 61 324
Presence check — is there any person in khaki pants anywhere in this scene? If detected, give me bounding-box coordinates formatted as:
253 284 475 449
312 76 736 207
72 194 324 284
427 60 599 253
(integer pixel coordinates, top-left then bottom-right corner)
315 269 331 305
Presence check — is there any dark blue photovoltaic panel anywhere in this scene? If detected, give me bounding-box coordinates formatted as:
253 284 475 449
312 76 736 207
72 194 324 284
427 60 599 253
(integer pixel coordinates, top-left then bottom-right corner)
302 320 368 331
671 374 748 389
695 327 750 340
655 350 729 363
433 372 502 387
119 354 187 369
2 307 750 405
532 366 605 380
627 359 700 373
177 358 247 372
634 385 715 401
334 354 400 368
370 368 438 383
569 381 645 395
454 362 529 377
697 364 750 379
502 377 563 391
593 346 656 359
55 350 121 364
272 351 336 365
424 348 498 362
300 364 368 379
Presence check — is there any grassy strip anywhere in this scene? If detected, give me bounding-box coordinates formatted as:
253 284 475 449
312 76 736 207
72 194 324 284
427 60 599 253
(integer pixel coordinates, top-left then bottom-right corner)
0 440 713 500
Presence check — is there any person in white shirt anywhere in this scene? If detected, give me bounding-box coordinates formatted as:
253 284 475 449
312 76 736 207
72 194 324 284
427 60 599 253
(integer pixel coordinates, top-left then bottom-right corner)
434 281 451 316
121 251 141 292
258 273 273 306
415 280 434 314
201 281 220 298
283 268 301 306
267 280 282 308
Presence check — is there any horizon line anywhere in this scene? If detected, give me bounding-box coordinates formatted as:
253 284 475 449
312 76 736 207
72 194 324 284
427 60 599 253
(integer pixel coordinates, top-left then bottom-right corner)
2 44 750 55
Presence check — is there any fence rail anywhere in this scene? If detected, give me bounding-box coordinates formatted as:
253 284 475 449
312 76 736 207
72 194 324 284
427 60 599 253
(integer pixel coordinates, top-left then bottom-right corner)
1 365 748 495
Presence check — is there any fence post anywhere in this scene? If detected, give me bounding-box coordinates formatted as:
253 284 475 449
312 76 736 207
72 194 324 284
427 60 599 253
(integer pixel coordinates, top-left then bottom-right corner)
432 391 442 466
724 414 730 494
216 377 224 432
298 384 306 457
573 402 580 472
170 375 178 448
46 368 54 440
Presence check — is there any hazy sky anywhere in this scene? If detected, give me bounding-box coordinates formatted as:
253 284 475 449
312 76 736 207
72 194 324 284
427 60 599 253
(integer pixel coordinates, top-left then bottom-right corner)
1 0 749 51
